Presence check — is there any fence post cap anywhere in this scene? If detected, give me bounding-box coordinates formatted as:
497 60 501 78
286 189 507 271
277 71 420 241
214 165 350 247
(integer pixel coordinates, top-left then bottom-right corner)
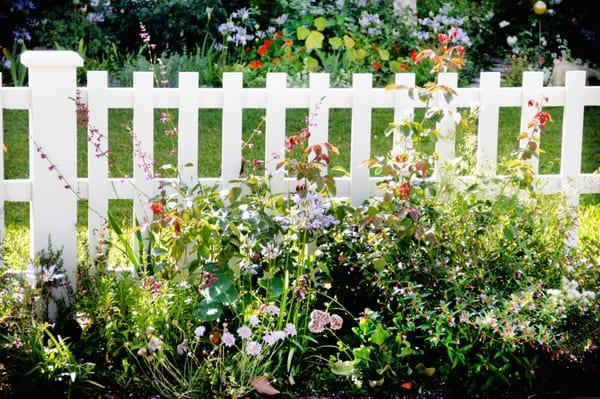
21 50 83 68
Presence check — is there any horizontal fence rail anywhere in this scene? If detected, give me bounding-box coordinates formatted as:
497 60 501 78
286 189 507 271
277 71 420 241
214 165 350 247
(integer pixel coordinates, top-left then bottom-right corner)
1 51 599 285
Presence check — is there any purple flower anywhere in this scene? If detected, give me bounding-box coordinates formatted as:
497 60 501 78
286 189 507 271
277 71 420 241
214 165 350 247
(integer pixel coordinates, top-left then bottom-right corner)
249 315 260 326
148 337 163 352
177 342 187 355
194 326 206 337
284 323 297 337
222 332 236 347
245 340 262 356
266 304 280 316
275 191 338 233
237 325 252 339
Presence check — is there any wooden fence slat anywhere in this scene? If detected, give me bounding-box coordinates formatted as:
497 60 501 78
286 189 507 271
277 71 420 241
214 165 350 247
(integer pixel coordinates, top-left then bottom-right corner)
476 72 501 174
265 73 287 193
560 71 586 207
221 73 243 189
132 72 154 224
87 71 109 259
435 73 458 179
178 72 199 188
519 71 544 174
393 73 416 152
350 74 373 206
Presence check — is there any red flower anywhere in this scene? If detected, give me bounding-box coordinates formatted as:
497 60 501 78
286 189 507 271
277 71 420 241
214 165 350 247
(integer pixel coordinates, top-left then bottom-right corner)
438 33 449 45
536 111 553 127
285 135 301 151
398 182 411 199
211 335 219 343
455 45 465 58
372 61 382 71
264 39 273 48
274 31 282 39
399 63 410 71
249 60 262 69
284 39 293 47
149 202 164 215
409 50 418 62
527 99 536 108
257 45 268 56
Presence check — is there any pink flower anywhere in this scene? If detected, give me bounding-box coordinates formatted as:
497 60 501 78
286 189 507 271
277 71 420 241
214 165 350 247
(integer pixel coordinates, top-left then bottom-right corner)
308 320 325 333
329 314 343 330
310 310 330 325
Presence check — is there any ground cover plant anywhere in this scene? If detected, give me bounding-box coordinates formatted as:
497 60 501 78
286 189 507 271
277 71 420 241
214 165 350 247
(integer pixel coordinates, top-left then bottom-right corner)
1 22 599 398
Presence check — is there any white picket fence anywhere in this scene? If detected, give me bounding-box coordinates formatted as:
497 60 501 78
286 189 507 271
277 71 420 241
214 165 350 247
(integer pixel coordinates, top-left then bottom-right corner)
1 51 599 285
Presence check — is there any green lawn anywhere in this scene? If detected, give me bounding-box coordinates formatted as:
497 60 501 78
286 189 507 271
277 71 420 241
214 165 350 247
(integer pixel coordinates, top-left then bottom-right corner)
2 106 600 267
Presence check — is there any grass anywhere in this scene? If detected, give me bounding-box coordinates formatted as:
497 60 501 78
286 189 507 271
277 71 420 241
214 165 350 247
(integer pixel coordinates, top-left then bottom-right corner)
2 104 600 268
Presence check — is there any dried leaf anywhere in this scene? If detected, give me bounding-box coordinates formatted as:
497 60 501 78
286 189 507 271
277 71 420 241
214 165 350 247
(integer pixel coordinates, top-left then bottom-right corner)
250 375 280 396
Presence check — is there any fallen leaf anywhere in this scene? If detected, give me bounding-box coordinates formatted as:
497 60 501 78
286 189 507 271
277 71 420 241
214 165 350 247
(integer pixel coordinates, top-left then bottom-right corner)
400 380 413 390
250 375 280 396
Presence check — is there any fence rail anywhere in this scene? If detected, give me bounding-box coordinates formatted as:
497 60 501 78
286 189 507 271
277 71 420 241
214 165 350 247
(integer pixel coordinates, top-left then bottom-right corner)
1 51 599 286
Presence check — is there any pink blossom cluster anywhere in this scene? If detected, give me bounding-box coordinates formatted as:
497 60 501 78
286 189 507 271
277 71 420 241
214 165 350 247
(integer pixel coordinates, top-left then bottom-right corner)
308 310 343 333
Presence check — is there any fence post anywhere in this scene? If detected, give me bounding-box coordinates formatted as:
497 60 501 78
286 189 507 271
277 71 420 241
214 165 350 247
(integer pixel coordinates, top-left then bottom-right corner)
350 74 372 206
21 50 83 288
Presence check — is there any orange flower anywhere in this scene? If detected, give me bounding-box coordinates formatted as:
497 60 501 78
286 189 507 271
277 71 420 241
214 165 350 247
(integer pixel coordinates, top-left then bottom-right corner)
272 57 280 65
284 53 293 60
373 61 382 71
258 45 268 56
284 39 293 47
274 31 282 39
398 182 410 199
249 60 262 69
399 63 410 71
409 50 418 62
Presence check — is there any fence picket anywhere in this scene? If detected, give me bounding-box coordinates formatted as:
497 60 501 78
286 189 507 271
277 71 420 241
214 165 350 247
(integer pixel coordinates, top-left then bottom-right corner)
221 73 243 188
20 51 82 288
393 73 416 153
132 72 155 224
435 73 458 179
309 73 329 147
476 72 501 174
87 71 109 259
0 74 4 259
350 74 372 206
177 72 199 188
519 71 544 174
265 73 287 193
560 71 586 207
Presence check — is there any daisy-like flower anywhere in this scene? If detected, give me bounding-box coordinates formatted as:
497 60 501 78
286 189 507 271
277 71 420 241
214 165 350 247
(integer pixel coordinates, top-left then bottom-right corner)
237 325 252 339
194 326 206 337
222 332 236 347
246 340 262 356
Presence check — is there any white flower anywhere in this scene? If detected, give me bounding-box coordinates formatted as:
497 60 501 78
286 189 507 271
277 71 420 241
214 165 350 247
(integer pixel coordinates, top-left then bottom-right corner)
249 315 260 326
245 340 262 356
506 36 518 47
222 332 236 347
499 20 510 28
284 323 297 337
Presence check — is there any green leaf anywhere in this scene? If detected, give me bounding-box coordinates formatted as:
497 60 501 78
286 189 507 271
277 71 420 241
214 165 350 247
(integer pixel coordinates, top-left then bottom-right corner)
259 277 284 298
314 17 328 31
195 300 223 321
389 60 401 73
370 323 390 346
304 55 319 71
331 360 356 376
297 26 310 40
305 31 325 50
415 363 436 377
329 37 343 50
378 49 390 61
343 34 355 49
